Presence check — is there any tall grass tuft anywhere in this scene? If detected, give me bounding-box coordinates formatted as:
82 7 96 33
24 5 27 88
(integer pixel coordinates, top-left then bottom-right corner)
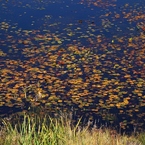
0 112 143 145
137 132 145 145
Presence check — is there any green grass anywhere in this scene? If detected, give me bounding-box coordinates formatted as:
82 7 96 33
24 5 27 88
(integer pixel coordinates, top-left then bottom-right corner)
0 112 144 145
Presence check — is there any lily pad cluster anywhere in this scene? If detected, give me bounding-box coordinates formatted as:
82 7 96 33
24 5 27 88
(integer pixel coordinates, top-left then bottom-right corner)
0 0 145 132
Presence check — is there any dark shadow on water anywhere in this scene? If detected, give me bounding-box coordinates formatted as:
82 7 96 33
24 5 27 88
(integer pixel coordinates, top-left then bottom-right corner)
0 98 31 118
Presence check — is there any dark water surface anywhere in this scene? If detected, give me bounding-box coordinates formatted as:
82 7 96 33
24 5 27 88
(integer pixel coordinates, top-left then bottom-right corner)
0 0 145 133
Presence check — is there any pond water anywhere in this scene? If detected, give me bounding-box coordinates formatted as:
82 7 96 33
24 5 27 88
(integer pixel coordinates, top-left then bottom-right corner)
0 0 145 133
